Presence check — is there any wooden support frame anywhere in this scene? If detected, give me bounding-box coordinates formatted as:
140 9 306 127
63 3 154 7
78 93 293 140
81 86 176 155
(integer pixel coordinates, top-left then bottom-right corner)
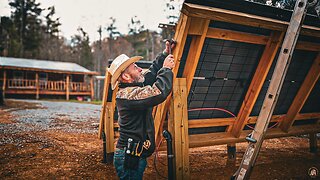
168 78 190 180
234 0 309 178
279 53 320 132
189 124 320 148
184 17 210 91
154 12 191 143
230 31 284 137
182 3 320 37
98 70 110 138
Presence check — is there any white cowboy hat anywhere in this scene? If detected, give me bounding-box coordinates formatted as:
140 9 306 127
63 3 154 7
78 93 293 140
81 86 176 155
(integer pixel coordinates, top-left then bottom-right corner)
108 54 143 90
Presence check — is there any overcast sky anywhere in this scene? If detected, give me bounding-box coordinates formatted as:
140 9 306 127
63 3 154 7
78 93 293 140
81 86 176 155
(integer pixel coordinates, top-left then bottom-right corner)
0 0 183 42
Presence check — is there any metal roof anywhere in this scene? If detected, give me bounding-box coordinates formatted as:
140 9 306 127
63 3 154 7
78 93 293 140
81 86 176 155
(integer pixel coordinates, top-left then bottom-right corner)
0 56 97 74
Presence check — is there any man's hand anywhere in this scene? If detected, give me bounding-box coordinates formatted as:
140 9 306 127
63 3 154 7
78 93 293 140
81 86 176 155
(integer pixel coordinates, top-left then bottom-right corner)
164 39 176 55
163 54 175 70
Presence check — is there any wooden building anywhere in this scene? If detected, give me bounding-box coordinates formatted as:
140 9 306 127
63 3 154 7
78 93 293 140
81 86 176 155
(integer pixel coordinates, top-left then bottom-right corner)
0 57 98 100
99 0 320 179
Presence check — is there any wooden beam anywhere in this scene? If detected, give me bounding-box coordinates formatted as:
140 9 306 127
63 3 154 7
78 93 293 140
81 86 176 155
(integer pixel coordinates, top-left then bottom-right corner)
105 101 115 153
189 124 320 148
182 3 320 37
184 17 210 91
154 12 191 143
279 53 320 132
36 73 39 99
170 78 190 180
296 41 320 52
98 70 111 139
230 31 284 137
200 27 320 51
112 112 320 129
66 75 70 101
206 28 269 45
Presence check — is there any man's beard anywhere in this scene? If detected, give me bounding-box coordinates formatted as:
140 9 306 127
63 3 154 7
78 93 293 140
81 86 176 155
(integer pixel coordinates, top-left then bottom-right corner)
133 74 145 83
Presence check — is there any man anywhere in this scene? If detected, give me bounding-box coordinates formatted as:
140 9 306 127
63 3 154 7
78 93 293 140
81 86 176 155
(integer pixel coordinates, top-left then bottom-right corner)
109 41 175 179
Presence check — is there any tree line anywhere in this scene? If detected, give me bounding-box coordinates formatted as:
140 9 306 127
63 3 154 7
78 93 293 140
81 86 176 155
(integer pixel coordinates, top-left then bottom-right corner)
1 0 318 74
0 0 175 73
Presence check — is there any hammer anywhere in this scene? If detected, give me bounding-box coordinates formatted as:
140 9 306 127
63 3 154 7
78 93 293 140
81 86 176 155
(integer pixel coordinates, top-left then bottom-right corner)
163 39 177 54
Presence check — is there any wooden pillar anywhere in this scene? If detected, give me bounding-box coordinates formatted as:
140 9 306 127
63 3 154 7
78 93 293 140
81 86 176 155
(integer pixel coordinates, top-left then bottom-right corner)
98 71 110 138
35 72 39 99
309 133 318 153
2 70 6 99
90 75 94 100
66 75 70 100
169 78 190 180
98 71 116 162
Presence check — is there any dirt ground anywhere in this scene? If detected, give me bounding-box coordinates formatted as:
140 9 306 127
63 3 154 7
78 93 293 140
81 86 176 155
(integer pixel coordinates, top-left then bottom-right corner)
0 99 319 179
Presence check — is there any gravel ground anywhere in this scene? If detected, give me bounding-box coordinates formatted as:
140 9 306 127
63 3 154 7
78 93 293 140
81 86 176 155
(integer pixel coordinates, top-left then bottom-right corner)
9 99 101 133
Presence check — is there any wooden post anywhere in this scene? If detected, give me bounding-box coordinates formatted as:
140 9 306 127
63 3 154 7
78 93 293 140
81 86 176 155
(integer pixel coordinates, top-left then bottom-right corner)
2 70 6 99
309 133 318 153
36 73 39 99
98 71 111 138
169 78 190 180
66 75 70 100
90 75 94 100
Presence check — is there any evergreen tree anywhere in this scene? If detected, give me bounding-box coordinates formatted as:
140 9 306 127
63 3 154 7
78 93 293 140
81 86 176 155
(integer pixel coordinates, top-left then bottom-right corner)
70 27 94 70
9 0 43 58
127 16 145 56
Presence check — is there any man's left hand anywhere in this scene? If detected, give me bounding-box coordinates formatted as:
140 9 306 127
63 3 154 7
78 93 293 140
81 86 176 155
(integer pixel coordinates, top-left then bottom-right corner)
164 39 176 55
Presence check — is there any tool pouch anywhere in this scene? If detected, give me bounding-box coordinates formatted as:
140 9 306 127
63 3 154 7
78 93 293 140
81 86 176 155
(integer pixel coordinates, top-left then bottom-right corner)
124 151 140 170
123 140 143 170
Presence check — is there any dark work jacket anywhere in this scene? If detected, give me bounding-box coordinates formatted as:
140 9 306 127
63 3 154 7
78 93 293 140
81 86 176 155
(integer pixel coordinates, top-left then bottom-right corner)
115 53 173 158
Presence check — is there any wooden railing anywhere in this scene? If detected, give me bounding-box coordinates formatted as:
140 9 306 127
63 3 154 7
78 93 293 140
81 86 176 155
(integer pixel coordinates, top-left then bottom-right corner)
70 82 91 92
7 79 36 89
39 80 65 91
6 79 91 92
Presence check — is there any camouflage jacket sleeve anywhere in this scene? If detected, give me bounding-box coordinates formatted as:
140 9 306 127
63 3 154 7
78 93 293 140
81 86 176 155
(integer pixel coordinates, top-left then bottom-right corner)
116 67 173 110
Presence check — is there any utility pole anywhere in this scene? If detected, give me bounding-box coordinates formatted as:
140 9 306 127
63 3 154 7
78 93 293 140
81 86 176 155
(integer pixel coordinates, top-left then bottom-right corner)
97 26 102 100
20 0 25 57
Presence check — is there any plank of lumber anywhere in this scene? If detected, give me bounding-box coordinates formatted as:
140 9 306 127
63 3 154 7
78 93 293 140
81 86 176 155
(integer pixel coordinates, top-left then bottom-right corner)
171 78 190 180
98 70 110 139
184 17 210 91
206 28 269 45
189 124 320 148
